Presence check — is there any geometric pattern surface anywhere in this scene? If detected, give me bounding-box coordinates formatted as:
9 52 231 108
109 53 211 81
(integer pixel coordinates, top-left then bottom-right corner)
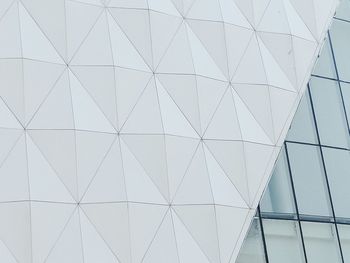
0 0 338 262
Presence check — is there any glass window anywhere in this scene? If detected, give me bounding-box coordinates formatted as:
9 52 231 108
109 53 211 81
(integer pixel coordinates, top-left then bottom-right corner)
338 224 350 262
309 77 349 148
263 219 305 263
302 222 342 263
335 0 350 21
313 36 337 79
340 82 350 130
329 19 350 81
286 89 318 144
260 147 296 217
236 218 266 263
322 147 350 219
287 143 332 219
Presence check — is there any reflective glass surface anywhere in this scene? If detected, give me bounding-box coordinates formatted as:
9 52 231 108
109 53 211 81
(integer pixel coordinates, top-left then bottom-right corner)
313 36 337 79
287 143 332 219
335 0 350 20
322 147 350 219
309 77 349 148
263 219 305 263
260 147 296 217
239 2 350 262
286 89 318 144
338 224 350 262
236 218 266 263
330 19 350 81
302 222 342 263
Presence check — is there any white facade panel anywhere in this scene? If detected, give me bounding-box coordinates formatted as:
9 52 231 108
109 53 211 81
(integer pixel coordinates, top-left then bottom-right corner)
0 0 339 262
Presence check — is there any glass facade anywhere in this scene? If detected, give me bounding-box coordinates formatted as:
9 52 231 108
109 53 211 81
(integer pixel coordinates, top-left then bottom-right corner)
237 1 350 262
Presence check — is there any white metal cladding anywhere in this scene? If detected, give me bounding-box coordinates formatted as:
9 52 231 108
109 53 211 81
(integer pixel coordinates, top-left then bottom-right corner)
0 0 338 262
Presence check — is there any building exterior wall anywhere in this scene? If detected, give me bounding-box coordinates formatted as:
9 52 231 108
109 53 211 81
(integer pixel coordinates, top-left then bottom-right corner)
0 1 340 262
237 1 350 262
